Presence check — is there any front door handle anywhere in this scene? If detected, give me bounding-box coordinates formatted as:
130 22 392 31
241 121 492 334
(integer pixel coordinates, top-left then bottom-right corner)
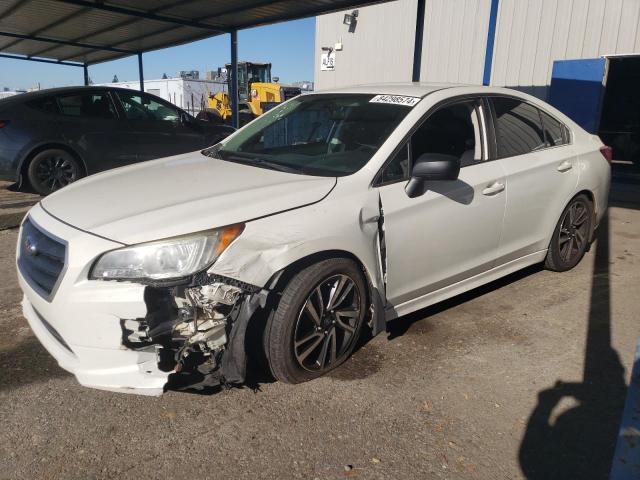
557 161 573 172
482 182 505 196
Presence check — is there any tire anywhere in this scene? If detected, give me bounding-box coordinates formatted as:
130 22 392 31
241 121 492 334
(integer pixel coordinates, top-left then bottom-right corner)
264 258 367 384
545 194 594 272
27 148 82 196
238 109 254 127
196 109 225 125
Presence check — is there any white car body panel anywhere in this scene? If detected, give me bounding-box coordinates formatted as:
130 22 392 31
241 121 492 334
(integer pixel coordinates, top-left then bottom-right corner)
41 152 336 244
19 204 167 395
380 160 507 307
16 83 611 395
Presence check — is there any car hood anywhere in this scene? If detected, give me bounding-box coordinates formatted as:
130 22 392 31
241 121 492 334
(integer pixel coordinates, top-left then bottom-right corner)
41 152 336 245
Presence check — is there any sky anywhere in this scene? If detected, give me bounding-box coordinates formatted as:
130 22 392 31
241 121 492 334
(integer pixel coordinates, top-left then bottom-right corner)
0 17 316 91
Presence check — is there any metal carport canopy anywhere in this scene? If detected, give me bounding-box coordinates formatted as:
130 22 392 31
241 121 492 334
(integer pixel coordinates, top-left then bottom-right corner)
0 0 392 125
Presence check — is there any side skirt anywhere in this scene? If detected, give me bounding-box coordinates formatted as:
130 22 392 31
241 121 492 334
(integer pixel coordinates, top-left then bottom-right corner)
385 250 547 321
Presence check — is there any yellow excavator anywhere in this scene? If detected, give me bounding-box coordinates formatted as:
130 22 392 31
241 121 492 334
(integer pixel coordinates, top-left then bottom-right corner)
198 61 301 126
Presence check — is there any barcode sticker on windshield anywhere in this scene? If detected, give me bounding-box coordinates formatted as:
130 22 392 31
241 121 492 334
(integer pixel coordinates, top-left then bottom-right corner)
369 95 421 107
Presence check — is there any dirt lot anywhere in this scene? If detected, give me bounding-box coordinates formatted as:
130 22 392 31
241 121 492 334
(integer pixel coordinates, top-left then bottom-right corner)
0 183 638 480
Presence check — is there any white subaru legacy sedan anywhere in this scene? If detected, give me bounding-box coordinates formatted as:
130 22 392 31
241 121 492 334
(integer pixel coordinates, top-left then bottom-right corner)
16 84 611 395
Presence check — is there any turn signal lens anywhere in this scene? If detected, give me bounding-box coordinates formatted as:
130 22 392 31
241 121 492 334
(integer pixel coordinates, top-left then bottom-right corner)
214 223 245 257
599 146 613 165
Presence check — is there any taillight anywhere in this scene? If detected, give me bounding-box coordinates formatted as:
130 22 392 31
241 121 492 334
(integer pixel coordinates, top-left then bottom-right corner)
599 145 613 165
0 120 8 129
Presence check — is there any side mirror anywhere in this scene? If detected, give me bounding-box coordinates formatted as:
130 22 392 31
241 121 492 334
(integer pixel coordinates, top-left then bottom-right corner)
180 111 194 125
405 153 460 198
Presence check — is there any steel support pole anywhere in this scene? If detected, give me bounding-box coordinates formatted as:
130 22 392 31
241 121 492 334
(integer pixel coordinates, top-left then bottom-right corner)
138 52 144 92
230 29 239 129
412 0 426 82
483 0 500 86
83 64 89 85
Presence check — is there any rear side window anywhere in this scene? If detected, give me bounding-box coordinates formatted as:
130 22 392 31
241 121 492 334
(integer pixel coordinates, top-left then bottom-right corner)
540 110 569 147
58 93 117 119
26 96 60 114
491 97 546 158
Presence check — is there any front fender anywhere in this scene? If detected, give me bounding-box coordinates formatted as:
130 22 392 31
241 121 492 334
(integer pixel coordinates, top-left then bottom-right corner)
209 186 384 297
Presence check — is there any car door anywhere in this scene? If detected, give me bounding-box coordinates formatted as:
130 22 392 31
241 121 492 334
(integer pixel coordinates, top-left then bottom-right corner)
55 90 133 172
114 90 199 161
378 98 507 307
488 97 579 264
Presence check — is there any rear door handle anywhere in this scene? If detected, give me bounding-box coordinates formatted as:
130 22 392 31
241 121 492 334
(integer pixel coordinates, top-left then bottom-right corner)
557 161 573 172
482 182 505 196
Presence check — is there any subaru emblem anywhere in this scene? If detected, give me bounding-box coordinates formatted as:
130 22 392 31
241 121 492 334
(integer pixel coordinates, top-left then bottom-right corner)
24 235 38 256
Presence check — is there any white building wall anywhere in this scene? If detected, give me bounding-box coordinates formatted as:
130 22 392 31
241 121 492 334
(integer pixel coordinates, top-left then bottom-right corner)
490 0 640 98
420 0 492 84
315 0 640 96
314 0 418 90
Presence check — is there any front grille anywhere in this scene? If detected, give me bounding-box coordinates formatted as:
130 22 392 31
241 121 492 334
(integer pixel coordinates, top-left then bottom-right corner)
18 217 66 299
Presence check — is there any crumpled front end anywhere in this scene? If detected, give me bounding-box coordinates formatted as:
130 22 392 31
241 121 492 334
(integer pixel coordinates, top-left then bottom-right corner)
119 274 268 392
17 204 269 396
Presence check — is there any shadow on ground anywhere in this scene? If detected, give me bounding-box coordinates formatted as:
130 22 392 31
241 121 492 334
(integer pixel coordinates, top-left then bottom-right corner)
385 264 543 340
518 213 628 479
0 336 70 392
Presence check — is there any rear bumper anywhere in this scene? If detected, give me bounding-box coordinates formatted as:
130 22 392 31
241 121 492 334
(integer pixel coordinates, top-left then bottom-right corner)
17 204 169 395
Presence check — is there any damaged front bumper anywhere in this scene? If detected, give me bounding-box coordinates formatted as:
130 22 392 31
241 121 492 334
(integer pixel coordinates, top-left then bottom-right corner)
120 274 268 393
17 205 268 396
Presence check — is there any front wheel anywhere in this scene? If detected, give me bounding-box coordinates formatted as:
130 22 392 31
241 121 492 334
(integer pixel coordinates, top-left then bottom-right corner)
27 149 82 196
264 258 367 384
545 194 594 271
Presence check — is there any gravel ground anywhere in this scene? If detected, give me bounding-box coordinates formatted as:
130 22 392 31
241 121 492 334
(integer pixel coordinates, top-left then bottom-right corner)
0 186 638 480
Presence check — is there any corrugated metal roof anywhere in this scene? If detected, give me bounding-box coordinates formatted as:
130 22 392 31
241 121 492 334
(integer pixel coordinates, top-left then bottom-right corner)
0 0 389 65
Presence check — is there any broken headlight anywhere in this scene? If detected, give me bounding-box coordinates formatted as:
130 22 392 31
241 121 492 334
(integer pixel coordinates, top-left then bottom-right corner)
90 224 244 281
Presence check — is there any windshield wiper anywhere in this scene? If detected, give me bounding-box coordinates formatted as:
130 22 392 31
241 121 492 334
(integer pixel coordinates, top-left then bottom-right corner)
201 146 222 159
226 155 307 174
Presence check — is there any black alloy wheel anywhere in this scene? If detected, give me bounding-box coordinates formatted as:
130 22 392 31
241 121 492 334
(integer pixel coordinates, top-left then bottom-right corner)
265 258 367 384
545 194 594 271
27 149 82 196
293 274 362 372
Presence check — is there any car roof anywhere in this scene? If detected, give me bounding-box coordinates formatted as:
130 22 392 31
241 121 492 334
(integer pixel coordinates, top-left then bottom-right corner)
0 85 152 106
308 82 543 99
310 82 469 98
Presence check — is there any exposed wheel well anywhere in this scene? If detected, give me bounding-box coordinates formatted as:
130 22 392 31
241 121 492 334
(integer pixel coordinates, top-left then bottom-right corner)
574 189 597 243
266 250 374 298
20 144 87 185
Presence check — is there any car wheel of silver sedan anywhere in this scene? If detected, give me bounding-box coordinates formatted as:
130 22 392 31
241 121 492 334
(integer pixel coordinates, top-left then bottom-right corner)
545 194 594 272
264 258 367 384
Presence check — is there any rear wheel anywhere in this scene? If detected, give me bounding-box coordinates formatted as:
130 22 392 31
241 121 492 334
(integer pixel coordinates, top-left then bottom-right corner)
265 258 367 384
545 194 593 271
27 149 82 196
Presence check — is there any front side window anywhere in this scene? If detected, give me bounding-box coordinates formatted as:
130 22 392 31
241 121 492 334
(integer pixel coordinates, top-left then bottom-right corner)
491 97 546 158
57 92 116 119
117 92 180 122
379 99 483 183
208 94 412 176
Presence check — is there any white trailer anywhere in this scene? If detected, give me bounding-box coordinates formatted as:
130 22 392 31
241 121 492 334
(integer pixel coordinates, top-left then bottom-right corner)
98 77 227 115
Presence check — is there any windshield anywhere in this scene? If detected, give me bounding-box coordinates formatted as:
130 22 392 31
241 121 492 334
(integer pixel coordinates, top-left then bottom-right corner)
247 64 270 83
204 94 414 176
